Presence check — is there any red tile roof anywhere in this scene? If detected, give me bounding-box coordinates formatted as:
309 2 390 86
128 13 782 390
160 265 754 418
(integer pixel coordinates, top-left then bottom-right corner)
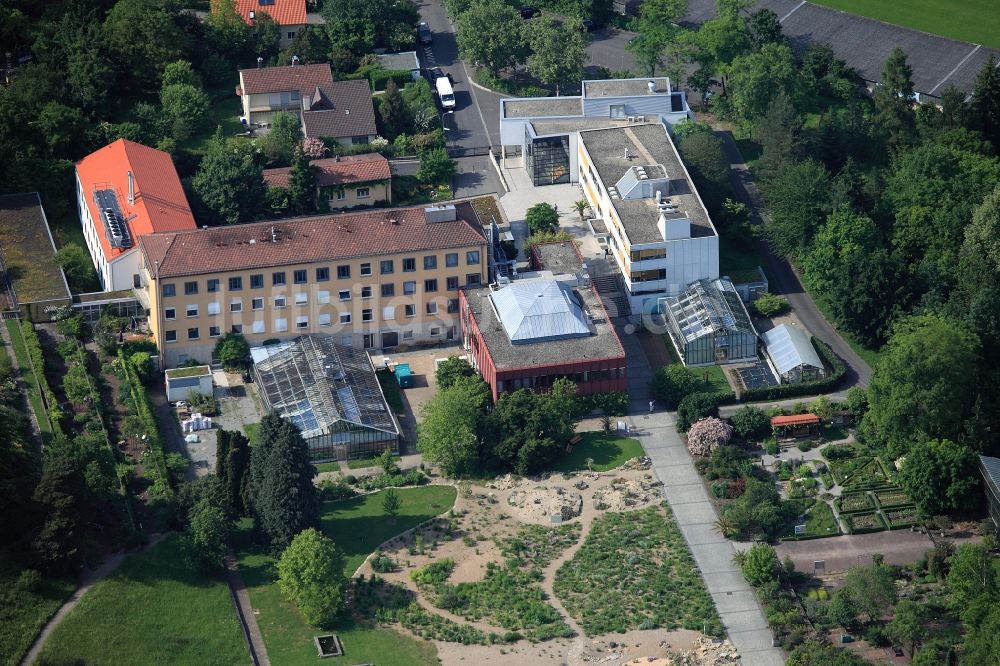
262 154 392 189
771 414 820 427
239 63 333 96
234 0 306 26
75 139 197 262
138 199 492 278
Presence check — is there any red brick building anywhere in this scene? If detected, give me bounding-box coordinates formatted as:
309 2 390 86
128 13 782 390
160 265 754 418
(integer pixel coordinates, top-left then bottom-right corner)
460 241 626 401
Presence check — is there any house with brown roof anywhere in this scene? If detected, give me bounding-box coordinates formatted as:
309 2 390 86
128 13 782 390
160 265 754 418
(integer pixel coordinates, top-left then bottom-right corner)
262 154 392 210
235 0 307 47
238 65 378 145
75 139 198 292
137 197 501 367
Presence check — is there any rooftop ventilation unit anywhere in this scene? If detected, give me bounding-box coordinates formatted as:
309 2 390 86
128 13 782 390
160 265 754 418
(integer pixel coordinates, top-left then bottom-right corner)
648 80 656 93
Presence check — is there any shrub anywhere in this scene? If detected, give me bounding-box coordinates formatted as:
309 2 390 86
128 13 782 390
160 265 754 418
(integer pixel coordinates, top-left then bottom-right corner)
277 529 347 627
525 203 559 235
650 364 702 409
676 392 722 432
741 543 779 587
729 405 770 441
686 417 734 456
318 477 357 501
370 551 397 573
370 69 411 91
752 292 791 317
214 332 250 370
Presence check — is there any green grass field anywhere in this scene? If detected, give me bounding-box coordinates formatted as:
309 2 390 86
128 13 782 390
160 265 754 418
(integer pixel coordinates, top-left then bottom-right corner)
809 0 1000 48
233 485 456 666
314 461 341 474
0 557 75 666
244 422 260 445
376 369 406 413
38 536 246 666
346 454 402 470
4 321 53 445
321 485 457 575
551 432 645 472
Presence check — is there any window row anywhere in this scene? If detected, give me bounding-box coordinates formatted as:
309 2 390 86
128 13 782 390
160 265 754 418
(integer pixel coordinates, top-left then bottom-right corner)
165 300 460 324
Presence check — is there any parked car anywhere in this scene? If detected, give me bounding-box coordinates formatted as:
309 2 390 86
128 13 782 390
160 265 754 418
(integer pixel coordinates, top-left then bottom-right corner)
426 66 445 82
418 22 433 44
520 6 539 18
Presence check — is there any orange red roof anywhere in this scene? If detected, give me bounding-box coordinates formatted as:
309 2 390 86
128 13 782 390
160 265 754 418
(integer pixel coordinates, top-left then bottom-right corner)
262 154 392 189
234 0 307 26
771 414 821 427
75 139 197 262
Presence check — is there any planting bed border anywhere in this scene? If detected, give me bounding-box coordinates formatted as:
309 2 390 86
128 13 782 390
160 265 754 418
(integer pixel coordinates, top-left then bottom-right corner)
836 491 876 514
845 511 887 534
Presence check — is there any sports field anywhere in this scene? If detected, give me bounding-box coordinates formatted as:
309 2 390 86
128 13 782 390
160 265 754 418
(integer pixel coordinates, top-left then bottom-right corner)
809 0 1000 48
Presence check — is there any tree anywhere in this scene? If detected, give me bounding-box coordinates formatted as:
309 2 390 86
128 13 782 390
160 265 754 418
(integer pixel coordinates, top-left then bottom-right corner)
62 365 91 405
691 3 751 97
573 199 589 221
31 454 89 570
898 440 980 517
912 640 958 666
379 81 411 139
755 91 802 178
206 0 251 60
729 405 769 441
382 487 401 519
760 159 832 257
129 352 154 383
874 47 916 145
456 0 525 77
216 429 251 514
279 26 332 66
727 42 797 132
248 412 320 551
253 13 283 64
277 528 347 627
885 600 927 657
193 130 267 225
103 0 186 91
746 8 783 49
287 146 317 215
418 375 490 475
55 243 100 293
260 112 303 166
650 363 701 409
865 314 980 455
676 392 720 432
376 448 399 475
162 60 201 88
627 0 688 77
160 83 210 141
526 18 588 96
843 563 896 623
947 542 997 607
680 131 728 183
416 148 456 186
970 54 1000 150
489 379 580 474
826 588 860 628
686 417 733 456
787 640 868 666
34 103 87 159
740 543 778 587
525 203 560 235
214 332 250 370
964 605 1000 665
435 356 476 390
185 499 230 570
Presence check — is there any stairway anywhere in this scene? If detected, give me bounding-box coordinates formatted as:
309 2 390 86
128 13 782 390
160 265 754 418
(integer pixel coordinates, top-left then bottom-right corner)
589 273 631 318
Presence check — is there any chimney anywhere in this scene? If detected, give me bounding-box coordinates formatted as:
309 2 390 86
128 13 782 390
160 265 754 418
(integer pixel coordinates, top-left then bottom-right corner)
270 226 277 243
257 56 263 69
648 80 656 94
292 55 300 66
127 170 135 205
248 9 255 21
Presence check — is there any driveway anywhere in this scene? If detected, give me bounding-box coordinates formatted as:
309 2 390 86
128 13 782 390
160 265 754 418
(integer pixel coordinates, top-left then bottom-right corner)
776 530 933 575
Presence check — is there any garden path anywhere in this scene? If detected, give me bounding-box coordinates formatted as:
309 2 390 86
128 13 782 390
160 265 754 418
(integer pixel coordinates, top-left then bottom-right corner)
223 552 269 666
21 533 167 666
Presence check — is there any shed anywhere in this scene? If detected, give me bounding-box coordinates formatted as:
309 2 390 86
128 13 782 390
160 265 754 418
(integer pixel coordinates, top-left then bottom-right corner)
374 51 421 80
762 324 826 384
663 277 758 366
771 413 821 438
165 365 213 402
394 363 413 388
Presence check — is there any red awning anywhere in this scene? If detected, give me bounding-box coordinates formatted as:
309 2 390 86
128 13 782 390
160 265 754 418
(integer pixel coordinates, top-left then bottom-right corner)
771 413 821 427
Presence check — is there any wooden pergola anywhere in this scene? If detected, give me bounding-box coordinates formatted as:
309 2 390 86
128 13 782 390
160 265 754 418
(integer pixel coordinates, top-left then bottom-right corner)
771 413 821 438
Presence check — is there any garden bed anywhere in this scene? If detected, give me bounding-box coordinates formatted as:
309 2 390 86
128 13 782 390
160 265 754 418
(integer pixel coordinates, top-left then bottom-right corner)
836 492 875 514
845 511 887 534
874 489 912 509
884 506 919 529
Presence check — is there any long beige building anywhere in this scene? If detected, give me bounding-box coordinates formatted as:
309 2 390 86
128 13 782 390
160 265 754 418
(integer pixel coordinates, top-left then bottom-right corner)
138 200 492 367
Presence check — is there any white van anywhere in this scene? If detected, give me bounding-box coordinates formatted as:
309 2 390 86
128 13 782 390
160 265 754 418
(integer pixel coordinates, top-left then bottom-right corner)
435 76 456 110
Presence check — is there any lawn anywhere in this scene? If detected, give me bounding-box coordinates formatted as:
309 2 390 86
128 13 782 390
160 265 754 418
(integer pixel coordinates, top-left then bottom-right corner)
0 557 75 666
808 0 1000 48
783 501 840 539
376 369 406 414
38 535 246 666
244 421 260 445
314 461 341 474
553 505 723 637
320 485 458 575
551 432 645 472
4 320 53 445
179 81 245 155
346 454 402 470
234 485 456 665
698 364 732 395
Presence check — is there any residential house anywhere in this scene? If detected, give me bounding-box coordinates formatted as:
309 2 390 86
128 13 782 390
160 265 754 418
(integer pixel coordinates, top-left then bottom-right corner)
460 241 626 401
137 198 496 367
578 123 719 313
75 139 197 292
235 0 307 47
498 77 692 182
262 153 392 210
238 64 378 145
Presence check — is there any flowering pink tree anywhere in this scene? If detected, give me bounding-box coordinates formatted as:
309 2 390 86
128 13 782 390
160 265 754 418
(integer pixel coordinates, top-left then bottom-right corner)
301 138 327 159
687 417 734 456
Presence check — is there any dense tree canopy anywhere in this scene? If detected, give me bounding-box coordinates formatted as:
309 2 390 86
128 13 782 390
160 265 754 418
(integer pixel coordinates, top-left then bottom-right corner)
898 439 980 517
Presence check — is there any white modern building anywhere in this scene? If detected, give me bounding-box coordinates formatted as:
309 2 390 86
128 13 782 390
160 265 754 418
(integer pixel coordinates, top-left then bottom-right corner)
578 123 719 313
498 77 692 185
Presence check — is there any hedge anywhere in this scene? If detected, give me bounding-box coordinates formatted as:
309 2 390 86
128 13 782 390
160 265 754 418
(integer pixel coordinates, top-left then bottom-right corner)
739 337 845 403
371 69 414 91
119 350 174 499
20 321 65 436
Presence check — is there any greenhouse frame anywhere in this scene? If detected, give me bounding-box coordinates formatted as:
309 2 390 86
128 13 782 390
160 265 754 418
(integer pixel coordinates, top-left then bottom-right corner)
762 324 826 384
251 335 400 461
662 277 758 366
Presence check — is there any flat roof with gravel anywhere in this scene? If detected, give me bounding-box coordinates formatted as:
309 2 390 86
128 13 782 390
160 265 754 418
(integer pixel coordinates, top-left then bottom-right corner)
530 117 632 136
579 124 716 245
583 78 670 97
502 97 583 119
